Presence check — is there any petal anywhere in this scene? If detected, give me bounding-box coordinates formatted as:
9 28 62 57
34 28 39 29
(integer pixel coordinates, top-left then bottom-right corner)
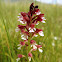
29 29 34 32
39 31 44 36
34 35 38 37
16 58 20 62
33 45 37 49
21 34 24 37
52 42 55 46
36 22 39 25
15 27 20 32
18 13 21 15
42 17 46 20
20 21 25 24
17 44 21 46
33 28 36 31
31 45 36 49
38 48 43 53
28 27 31 30
21 34 28 40
41 20 46 23
54 37 57 40
21 37 27 40
18 17 23 21
28 57 31 61
36 12 41 15
17 16 20 18
29 28 36 33
17 46 21 50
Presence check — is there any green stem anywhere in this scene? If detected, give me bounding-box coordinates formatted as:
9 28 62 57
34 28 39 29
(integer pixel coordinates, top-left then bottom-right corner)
32 57 35 62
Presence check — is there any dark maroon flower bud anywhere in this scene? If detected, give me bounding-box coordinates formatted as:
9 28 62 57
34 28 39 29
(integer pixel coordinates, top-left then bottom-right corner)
30 3 34 16
30 3 34 11
34 5 38 8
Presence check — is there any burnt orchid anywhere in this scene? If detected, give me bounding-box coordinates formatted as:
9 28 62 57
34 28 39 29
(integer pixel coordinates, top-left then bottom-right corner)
16 3 46 62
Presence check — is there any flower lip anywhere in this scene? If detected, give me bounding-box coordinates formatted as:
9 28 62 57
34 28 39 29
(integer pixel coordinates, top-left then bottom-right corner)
15 27 20 32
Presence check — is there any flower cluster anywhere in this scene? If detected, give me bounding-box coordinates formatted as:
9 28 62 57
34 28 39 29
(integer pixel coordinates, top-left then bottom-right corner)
16 3 46 62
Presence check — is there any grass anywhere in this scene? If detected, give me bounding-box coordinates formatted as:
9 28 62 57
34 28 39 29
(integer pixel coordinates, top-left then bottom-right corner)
0 0 62 62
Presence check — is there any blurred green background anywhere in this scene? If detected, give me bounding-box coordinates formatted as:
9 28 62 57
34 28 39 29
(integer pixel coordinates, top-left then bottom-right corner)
0 0 62 62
